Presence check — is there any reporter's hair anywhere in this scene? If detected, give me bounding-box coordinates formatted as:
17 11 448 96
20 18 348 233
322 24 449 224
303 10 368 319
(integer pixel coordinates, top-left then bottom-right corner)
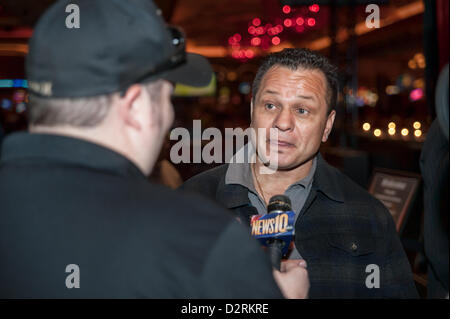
28 93 115 127
252 48 339 113
28 80 164 127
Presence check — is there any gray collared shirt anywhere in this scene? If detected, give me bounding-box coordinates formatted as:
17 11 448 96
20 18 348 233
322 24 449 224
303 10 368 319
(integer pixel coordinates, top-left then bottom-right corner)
225 144 317 259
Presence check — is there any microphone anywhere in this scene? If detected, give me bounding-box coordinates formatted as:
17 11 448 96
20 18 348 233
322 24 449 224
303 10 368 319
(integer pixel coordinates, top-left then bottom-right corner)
250 195 295 270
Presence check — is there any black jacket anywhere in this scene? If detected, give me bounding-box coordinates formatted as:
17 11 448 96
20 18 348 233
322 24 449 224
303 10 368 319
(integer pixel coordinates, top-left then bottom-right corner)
181 154 419 298
0 132 283 298
420 119 449 298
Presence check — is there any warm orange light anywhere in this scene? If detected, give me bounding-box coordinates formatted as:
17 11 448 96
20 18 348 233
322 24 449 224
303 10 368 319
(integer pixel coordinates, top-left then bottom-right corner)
401 128 409 136
388 128 396 135
414 129 422 137
363 123 371 131
308 2 424 51
388 122 396 129
413 121 421 129
374 129 382 137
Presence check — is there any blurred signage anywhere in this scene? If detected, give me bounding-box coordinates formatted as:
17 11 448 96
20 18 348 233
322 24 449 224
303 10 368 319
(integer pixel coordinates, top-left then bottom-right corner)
173 74 216 97
0 79 28 88
369 169 420 233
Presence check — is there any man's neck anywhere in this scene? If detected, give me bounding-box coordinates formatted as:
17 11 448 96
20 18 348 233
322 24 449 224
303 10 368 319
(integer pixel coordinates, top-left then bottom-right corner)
29 125 154 175
253 156 314 199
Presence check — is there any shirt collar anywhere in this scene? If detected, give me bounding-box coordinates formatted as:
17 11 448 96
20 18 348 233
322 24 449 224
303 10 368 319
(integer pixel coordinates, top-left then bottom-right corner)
225 143 317 191
225 143 256 193
221 147 344 209
0 132 147 180
287 156 316 189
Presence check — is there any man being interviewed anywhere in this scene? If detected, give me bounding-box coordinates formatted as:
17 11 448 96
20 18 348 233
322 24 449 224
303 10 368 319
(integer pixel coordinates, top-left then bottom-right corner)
181 48 418 299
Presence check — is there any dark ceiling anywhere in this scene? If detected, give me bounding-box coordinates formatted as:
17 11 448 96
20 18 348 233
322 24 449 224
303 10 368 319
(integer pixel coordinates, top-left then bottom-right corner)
0 0 425 82
0 0 423 49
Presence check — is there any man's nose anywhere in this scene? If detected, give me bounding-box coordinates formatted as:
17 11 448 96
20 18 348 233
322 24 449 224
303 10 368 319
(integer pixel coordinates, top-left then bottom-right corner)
273 107 294 132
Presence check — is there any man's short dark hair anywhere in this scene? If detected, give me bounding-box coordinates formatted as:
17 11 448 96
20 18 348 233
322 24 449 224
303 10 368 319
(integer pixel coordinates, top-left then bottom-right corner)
252 48 339 113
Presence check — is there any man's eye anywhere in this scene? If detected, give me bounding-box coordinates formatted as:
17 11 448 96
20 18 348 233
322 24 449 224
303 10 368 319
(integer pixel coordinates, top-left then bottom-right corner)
265 103 276 110
297 108 309 115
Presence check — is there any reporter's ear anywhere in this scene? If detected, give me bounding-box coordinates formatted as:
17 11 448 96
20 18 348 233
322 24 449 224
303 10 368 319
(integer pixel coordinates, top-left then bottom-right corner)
118 84 142 130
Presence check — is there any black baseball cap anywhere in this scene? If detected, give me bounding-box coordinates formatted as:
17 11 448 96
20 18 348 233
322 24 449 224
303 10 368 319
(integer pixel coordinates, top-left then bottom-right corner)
26 0 213 98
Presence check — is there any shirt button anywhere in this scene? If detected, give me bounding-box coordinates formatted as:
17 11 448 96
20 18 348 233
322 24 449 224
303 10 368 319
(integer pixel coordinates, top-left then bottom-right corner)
351 242 358 251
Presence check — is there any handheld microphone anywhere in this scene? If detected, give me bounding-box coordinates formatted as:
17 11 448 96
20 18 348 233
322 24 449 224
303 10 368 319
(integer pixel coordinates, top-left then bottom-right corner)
250 195 295 270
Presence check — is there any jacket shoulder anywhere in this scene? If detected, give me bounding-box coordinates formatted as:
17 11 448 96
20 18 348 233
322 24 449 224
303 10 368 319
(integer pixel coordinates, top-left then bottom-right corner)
329 165 392 223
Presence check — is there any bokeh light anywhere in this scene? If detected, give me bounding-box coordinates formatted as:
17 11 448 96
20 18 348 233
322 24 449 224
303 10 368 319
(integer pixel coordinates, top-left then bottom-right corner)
363 123 371 131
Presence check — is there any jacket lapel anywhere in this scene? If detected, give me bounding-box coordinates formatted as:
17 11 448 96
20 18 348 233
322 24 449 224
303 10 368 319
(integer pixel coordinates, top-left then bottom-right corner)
215 169 256 224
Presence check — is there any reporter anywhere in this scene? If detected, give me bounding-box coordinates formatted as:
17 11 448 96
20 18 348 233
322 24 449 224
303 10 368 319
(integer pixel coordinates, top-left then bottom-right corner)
0 0 308 298
273 260 309 299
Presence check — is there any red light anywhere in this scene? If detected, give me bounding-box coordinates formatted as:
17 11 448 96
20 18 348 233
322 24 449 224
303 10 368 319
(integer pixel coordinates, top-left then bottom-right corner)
296 17 304 26
248 26 256 35
251 37 261 46
252 18 261 26
295 25 305 33
282 5 291 14
410 88 424 101
245 49 255 59
272 36 280 45
232 51 240 58
276 24 284 33
239 50 245 59
233 33 241 42
307 18 316 26
284 18 292 27
228 36 236 45
256 26 265 35
309 4 320 13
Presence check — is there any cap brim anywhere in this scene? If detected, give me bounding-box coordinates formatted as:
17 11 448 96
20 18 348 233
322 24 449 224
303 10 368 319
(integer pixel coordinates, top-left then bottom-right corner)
159 53 213 88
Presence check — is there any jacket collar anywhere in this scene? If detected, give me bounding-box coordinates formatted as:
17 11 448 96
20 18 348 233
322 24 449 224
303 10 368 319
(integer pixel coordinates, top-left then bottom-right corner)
216 169 250 209
0 132 147 180
312 153 344 203
216 152 344 209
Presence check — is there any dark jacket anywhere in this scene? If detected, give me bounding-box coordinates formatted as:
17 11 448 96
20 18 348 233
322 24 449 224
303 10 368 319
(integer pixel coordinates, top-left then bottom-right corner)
181 154 419 298
420 119 449 298
0 132 283 298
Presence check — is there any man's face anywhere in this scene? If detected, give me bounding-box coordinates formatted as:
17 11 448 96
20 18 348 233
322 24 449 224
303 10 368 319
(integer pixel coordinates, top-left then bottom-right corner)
158 81 175 136
138 80 174 131
131 80 174 174
144 80 174 147
250 65 335 170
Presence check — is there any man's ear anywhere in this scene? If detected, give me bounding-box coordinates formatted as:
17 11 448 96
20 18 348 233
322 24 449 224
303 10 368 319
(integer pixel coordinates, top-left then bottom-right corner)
322 109 336 142
118 84 142 130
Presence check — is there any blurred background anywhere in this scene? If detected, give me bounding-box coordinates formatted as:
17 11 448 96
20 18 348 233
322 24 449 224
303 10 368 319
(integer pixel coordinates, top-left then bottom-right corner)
0 0 448 298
